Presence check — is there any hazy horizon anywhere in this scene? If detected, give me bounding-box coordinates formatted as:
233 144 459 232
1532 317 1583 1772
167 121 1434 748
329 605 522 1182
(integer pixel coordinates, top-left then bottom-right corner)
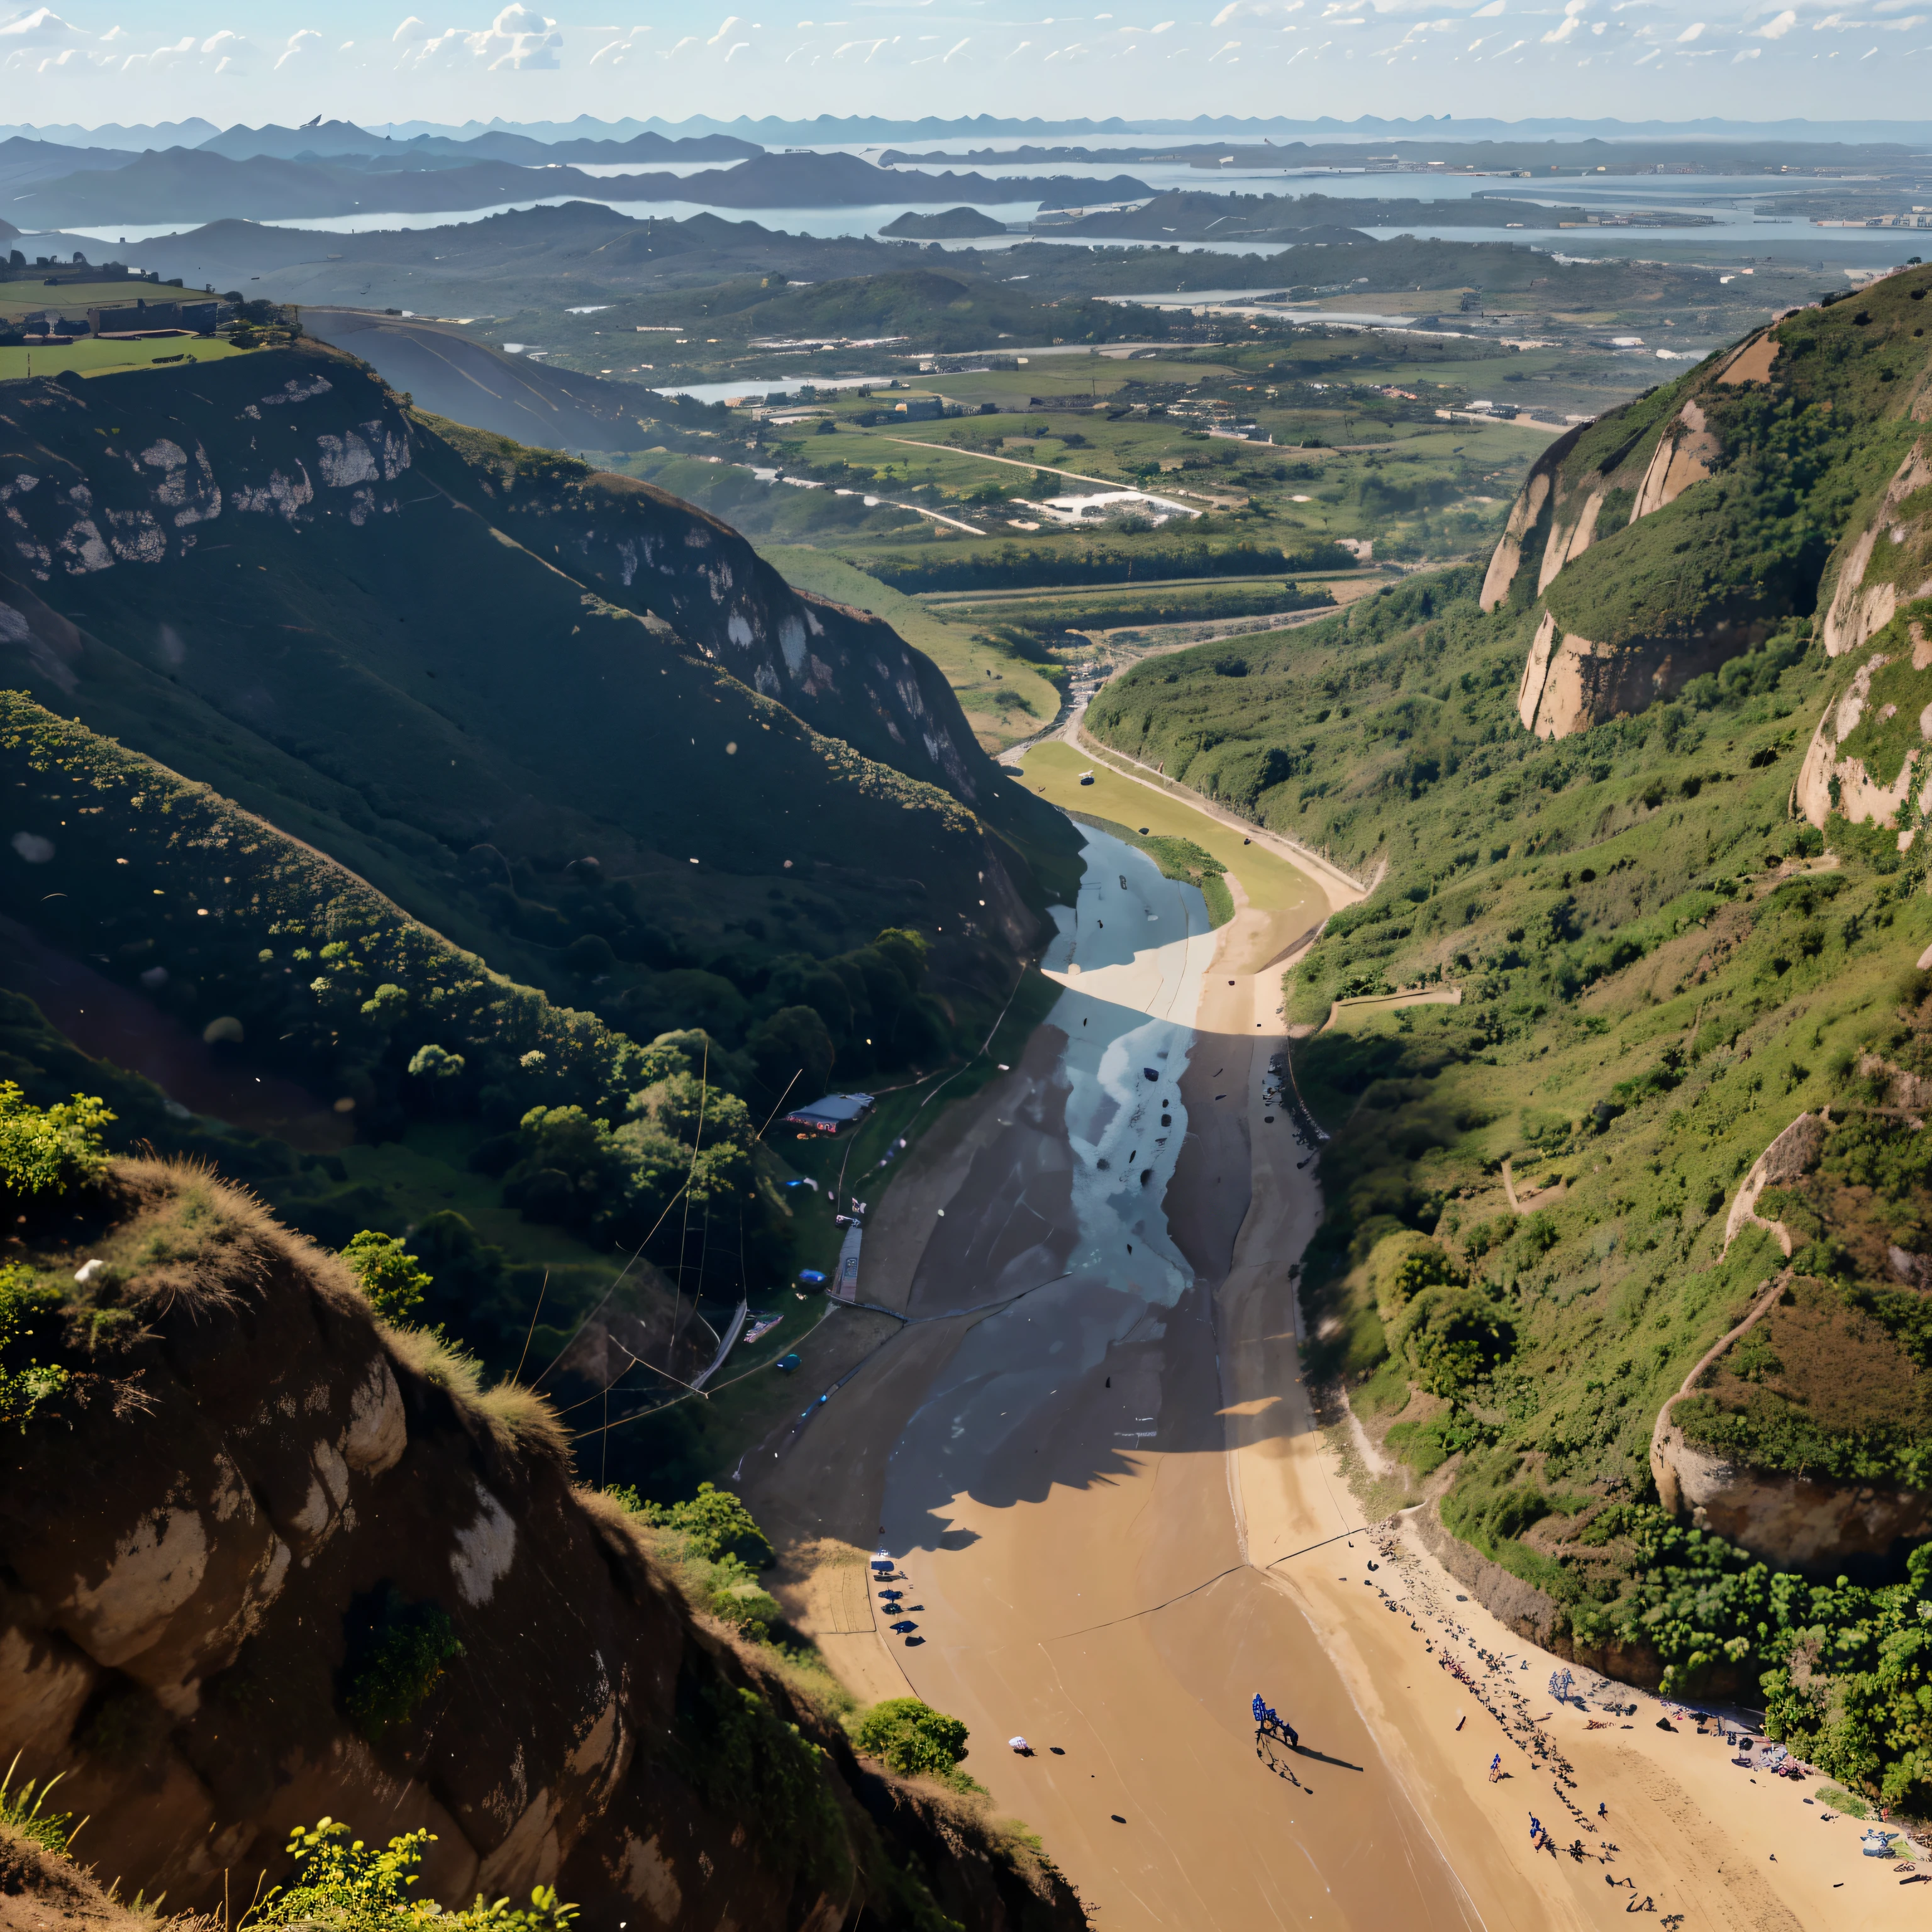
9 1 1932 137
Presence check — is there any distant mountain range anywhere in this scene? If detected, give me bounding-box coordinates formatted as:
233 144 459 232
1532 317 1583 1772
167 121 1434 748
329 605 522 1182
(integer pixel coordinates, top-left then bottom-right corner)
6 146 1153 230
3 113 1931 155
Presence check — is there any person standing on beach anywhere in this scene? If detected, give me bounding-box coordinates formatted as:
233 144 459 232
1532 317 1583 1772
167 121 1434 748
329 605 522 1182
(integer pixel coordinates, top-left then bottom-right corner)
1489 1753 1502 1784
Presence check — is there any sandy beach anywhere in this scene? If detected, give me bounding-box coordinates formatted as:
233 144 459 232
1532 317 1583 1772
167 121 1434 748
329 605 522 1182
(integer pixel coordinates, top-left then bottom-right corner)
745 811 1926 1931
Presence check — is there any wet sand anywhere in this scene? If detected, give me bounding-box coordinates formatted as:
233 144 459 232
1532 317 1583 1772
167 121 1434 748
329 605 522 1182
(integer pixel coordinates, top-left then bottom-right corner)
747 821 1924 1930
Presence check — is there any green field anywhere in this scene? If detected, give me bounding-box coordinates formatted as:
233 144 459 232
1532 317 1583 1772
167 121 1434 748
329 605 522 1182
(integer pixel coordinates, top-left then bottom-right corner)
0 277 197 323
1016 737 1318 919
0 334 243 380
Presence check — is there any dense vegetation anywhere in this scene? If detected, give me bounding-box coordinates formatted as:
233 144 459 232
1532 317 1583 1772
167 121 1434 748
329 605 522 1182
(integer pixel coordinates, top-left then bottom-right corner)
1530 275 1932 653
1083 287 1932 1802
860 536 1355 594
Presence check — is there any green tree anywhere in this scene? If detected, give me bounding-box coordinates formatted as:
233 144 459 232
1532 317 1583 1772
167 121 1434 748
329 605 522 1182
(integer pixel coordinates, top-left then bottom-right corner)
342 1231 432 1324
407 1043 465 1080
747 1004 836 1107
1401 1285 1515 1398
855 1698 972 1779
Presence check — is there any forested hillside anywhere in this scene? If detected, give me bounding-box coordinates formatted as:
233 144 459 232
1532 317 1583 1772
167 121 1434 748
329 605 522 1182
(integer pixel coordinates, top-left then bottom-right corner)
0 341 1076 1395
1084 263 1932 1808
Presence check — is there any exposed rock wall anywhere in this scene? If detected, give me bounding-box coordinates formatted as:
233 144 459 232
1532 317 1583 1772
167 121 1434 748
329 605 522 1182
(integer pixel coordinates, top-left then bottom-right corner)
1652 1411 1932 1575
1514 611 1757 740
1820 440 1932 660
1721 1110 1825 1255
1479 424 1584 613
1794 632 1932 838
1630 398 1720 521
0 347 1002 821
0 1166 1084 1932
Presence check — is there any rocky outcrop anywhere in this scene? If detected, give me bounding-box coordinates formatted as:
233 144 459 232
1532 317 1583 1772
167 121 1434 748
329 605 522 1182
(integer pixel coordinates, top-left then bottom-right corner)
1652 1411 1932 1576
1479 423 1584 613
1514 606 1760 740
1648 1110 1932 1579
1820 440 1932 659
0 1163 1085 1932
1722 1110 1826 1254
1630 397 1721 521
1794 631 1932 837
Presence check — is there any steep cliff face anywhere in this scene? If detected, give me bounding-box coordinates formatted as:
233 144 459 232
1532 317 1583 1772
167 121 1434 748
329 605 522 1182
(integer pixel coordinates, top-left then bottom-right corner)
0 344 1002 822
423 425 992 813
0 1163 1084 1931
0 345 1067 996
1489 268 1932 741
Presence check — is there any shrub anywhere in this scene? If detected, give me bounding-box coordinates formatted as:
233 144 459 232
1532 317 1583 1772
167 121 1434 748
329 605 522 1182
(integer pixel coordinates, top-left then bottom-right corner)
341 1231 431 1325
855 1697 972 1779
0 1754 74 1856
1402 1285 1516 1397
260 1818 577 1932
0 1264 68 1432
708 1558 785 1640
621 1480 774 1568
0 1083 113 1208
342 1589 465 1741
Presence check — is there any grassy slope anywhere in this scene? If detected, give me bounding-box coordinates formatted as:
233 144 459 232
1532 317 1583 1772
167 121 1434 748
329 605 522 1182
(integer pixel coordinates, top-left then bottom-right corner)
1081 536 1932 1776
0 337 244 379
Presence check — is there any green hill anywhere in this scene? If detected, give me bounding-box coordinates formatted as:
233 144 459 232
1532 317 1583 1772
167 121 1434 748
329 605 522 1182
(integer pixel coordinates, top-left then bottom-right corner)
1084 264 1932 1810
0 335 1076 1196
629 265 1179 352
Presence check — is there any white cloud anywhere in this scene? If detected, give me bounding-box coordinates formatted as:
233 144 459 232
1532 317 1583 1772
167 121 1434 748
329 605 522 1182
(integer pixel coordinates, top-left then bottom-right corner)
1733 41 1762 53
943 34 969 56
0 7 85 45
1472 0 1504 12
1676 20 1704 37
1543 0 1585 42
1755 8 1796 33
391 14 431 42
123 32 194 70
589 27 652 64
275 28 321 69
398 6 563 71
707 14 742 43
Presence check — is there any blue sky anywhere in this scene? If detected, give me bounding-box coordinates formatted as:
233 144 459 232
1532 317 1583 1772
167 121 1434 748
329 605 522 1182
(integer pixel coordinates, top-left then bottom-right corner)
4 1 1931 131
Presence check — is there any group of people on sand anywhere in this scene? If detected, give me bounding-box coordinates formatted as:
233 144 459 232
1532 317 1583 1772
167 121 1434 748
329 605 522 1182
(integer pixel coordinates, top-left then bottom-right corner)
1251 1692 1299 1747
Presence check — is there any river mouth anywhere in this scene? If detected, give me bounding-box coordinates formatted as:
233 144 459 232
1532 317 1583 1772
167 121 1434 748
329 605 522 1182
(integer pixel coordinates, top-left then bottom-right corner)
0 916 351 1153
843 819 1468 1930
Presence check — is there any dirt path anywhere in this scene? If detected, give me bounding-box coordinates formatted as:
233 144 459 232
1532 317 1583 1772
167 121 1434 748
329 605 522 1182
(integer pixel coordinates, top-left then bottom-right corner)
1320 985 1463 1033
